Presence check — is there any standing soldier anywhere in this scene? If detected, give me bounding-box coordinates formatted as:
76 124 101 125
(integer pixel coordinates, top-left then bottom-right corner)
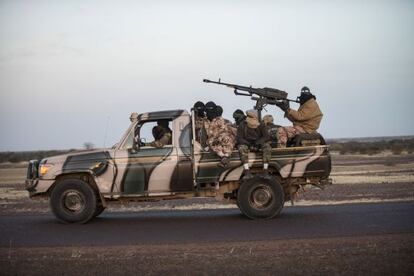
206 104 236 168
276 86 323 147
237 110 272 178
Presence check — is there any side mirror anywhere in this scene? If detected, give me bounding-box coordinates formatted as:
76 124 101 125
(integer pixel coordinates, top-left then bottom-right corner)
132 137 147 152
132 136 140 152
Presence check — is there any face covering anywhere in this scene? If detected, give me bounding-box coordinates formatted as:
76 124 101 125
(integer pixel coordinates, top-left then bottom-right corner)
245 110 260 129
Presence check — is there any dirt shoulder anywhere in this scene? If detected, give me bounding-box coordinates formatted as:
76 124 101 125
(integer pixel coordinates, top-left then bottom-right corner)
1 233 413 275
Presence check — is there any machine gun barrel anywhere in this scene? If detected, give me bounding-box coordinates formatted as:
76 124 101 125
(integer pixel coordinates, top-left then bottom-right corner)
203 78 299 103
203 78 255 95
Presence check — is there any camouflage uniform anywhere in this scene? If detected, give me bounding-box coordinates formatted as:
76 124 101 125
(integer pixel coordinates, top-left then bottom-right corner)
277 125 305 148
148 132 172 148
237 110 271 165
206 117 236 158
262 114 280 146
277 97 323 148
147 126 172 148
238 143 272 164
195 117 209 147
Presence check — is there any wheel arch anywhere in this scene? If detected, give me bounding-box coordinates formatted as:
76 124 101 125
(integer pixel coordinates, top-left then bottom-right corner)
49 172 106 207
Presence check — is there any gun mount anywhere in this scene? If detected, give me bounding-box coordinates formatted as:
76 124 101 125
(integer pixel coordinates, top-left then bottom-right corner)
203 78 299 119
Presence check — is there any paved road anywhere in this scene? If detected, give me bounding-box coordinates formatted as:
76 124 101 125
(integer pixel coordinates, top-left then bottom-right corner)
1 201 414 275
1 201 413 247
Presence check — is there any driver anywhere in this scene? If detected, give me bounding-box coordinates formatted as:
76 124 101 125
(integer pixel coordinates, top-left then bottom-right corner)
146 120 172 148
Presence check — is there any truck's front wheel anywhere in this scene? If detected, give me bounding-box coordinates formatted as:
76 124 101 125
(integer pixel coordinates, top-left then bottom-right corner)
50 179 98 224
237 175 284 219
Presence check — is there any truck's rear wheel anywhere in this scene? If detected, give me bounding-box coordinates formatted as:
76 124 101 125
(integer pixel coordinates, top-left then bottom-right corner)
50 179 97 224
237 175 284 219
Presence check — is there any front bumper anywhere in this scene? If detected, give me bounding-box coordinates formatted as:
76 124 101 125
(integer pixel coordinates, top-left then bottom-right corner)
25 160 54 196
25 178 55 196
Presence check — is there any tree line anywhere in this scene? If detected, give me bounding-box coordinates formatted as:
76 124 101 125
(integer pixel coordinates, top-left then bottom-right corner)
328 138 414 155
1 138 413 163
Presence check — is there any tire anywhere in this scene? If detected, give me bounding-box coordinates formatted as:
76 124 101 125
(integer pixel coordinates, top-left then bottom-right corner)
94 204 106 217
237 175 284 219
50 179 98 224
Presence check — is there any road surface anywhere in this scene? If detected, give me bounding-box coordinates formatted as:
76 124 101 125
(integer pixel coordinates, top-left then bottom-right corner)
1 201 413 275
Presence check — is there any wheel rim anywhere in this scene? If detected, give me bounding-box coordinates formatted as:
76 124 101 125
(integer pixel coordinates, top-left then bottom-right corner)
249 184 273 209
62 189 85 213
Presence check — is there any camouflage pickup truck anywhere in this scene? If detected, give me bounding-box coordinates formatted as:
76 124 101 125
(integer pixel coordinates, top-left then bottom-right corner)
26 109 332 223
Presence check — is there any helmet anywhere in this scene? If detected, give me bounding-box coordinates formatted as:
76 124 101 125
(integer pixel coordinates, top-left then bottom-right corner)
301 86 311 94
157 119 169 129
216 105 223 117
262 114 274 125
298 86 315 105
193 101 205 117
205 101 218 120
205 101 217 111
233 109 244 118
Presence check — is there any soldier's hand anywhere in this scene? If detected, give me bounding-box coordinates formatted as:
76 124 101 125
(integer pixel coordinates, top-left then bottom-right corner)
255 140 263 148
276 100 289 112
275 101 284 110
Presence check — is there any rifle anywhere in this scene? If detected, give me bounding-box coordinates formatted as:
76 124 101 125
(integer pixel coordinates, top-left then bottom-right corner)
203 78 299 119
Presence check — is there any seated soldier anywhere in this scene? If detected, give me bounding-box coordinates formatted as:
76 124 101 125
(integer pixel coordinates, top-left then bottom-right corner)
275 86 323 147
205 104 236 168
232 109 246 146
232 109 246 128
262 114 280 147
146 120 172 148
237 110 272 178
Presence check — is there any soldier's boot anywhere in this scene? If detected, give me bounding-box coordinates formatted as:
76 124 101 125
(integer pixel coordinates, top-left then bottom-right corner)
243 169 254 180
218 156 229 168
262 163 271 180
262 170 271 180
242 163 254 179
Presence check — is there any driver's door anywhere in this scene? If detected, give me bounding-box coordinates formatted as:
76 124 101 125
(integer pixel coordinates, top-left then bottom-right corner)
114 120 178 196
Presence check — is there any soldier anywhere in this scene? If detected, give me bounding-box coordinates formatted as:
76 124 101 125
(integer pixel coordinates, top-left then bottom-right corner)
231 109 246 146
276 86 323 147
206 104 236 168
193 101 208 147
146 120 172 148
205 101 218 121
237 110 272 178
232 109 246 128
262 114 280 145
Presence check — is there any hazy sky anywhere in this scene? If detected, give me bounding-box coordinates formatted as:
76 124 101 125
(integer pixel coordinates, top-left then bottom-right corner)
1 0 413 151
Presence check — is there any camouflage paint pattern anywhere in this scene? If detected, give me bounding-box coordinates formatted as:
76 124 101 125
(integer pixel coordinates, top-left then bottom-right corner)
26 109 331 200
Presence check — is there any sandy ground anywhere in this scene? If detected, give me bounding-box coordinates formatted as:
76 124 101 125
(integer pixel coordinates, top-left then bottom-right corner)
0 152 413 214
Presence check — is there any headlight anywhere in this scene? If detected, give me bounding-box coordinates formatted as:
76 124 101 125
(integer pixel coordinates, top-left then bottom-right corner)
39 164 54 176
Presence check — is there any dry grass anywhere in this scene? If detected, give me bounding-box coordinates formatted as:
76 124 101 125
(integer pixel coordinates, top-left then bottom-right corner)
0 154 413 214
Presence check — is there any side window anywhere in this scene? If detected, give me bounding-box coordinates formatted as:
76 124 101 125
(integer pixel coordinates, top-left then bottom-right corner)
139 121 158 144
122 130 134 149
119 124 136 150
138 120 173 148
